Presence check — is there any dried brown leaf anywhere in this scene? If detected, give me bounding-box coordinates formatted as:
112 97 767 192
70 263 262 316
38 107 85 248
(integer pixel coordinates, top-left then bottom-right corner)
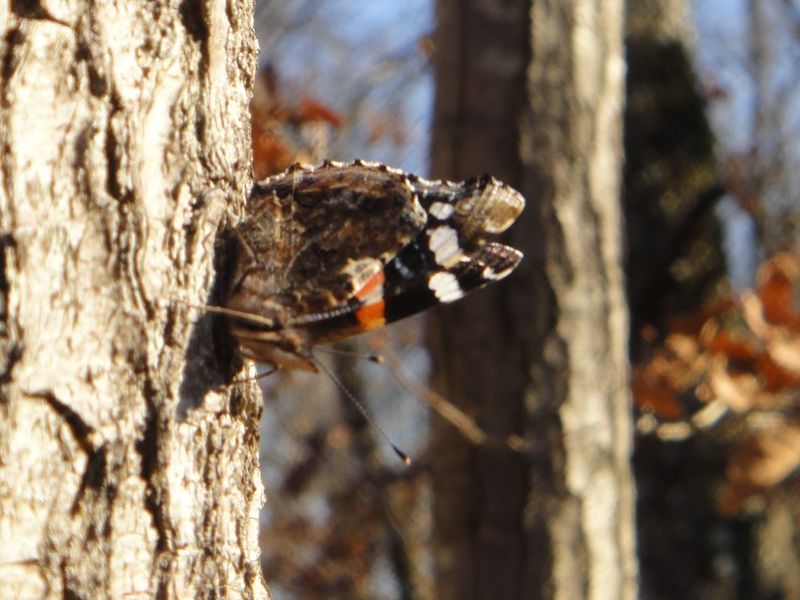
757 253 800 328
707 357 760 412
727 424 800 488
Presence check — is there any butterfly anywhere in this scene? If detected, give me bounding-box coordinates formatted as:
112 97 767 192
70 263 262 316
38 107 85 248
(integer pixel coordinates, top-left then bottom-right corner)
223 160 524 372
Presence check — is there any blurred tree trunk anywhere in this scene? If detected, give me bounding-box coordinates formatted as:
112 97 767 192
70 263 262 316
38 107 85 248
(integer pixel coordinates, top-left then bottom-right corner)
626 3 800 599
624 0 723 343
0 2 266 597
624 3 727 598
429 1 636 599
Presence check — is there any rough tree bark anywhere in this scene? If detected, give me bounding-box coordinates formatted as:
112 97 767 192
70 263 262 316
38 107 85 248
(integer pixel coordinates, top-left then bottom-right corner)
429 1 637 598
0 1 265 597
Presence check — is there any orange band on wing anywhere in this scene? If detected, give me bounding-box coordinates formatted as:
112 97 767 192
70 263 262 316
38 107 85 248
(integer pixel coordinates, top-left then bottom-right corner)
355 270 385 301
356 300 386 329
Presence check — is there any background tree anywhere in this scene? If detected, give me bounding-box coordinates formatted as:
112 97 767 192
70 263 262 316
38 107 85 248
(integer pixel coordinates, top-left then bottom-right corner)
0 2 264 597
624 1 723 342
428 1 637 598
624 2 733 597
628 2 800 598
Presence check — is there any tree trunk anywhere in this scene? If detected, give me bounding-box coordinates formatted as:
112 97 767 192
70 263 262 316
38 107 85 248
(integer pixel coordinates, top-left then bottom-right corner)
0 2 265 597
624 0 722 341
429 1 637 598
626 4 800 598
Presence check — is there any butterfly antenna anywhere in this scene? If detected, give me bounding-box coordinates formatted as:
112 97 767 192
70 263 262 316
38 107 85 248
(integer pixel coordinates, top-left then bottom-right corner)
314 346 384 364
171 298 280 327
313 356 411 465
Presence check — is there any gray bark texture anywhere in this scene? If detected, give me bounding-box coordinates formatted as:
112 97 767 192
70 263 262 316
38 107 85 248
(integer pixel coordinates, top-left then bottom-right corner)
0 1 266 598
429 1 637 598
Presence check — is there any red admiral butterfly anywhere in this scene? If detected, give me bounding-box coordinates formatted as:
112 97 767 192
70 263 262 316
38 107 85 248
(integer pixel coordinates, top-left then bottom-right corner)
224 160 524 372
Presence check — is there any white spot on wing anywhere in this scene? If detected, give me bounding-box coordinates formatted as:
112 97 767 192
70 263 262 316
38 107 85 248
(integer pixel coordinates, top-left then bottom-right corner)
355 159 379 168
413 176 441 187
342 257 383 294
481 264 514 280
428 201 454 220
429 272 464 303
428 225 463 268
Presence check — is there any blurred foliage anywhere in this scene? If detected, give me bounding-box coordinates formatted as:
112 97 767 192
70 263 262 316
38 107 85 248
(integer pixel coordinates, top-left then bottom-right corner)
634 253 800 514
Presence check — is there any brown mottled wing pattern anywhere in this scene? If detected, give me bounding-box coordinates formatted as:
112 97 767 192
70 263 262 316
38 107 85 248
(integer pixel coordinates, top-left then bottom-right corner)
225 161 428 369
229 163 427 315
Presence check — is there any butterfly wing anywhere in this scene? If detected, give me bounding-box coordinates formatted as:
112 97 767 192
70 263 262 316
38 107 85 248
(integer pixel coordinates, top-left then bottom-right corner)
297 174 525 345
224 162 525 370
225 161 428 369
227 161 428 320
